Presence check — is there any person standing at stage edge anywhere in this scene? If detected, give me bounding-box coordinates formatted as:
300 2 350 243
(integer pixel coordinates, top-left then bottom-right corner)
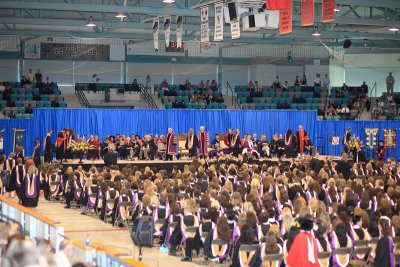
343 127 352 153
56 129 67 162
44 129 53 163
296 124 307 157
197 126 209 159
165 128 177 161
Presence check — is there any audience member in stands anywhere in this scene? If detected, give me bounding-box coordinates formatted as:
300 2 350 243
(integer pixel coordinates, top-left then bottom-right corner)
294 75 301 86
282 81 289 91
199 80 205 90
210 79 218 91
27 69 35 83
145 74 151 90
130 79 139 93
0 81 5 92
314 73 321 87
160 79 169 91
386 72 395 94
89 74 99 93
204 80 211 90
247 81 255 92
20 75 30 87
272 76 281 88
183 79 192 91
323 74 330 90
360 81 368 96
327 105 336 116
301 74 307 86
35 69 43 83
57 239 73 267
254 80 260 92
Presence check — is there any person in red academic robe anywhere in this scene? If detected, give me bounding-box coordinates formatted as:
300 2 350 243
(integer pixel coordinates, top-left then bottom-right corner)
197 126 209 158
165 128 177 161
287 215 319 267
296 124 308 157
224 128 234 151
56 129 67 162
87 135 100 160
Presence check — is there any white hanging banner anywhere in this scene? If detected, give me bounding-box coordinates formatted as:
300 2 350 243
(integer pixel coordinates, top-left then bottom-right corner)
176 16 183 48
164 16 171 47
200 6 209 47
214 3 224 41
153 19 159 52
231 20 240 39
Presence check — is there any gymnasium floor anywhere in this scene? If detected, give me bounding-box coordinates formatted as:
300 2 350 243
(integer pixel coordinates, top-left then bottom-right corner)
36 198 198 267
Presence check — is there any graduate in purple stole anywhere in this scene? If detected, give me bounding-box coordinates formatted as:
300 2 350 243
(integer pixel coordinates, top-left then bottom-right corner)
374 218 395 267
9 158 25 200
197 126 210 158
22 166 40 208
165 128 177 161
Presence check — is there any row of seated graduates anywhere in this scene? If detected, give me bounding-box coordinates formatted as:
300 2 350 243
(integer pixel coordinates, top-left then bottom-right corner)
37 155 400 266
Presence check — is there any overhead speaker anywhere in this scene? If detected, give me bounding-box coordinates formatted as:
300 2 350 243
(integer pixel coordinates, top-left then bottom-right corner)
343 39 352 48
228 3 238 22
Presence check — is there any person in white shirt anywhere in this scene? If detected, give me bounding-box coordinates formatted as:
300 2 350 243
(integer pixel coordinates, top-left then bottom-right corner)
56 240 73 267
341 105 350 115
314 73 321 87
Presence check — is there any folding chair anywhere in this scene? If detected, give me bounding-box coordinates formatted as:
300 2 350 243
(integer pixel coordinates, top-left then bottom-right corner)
262 253 283 267
211 239 230 263
238 244 259 267
114 201 131 228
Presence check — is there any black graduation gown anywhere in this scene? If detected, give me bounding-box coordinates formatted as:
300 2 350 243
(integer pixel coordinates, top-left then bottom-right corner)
21 174 40 208
33 145 41 167
185 135 198 157
9 165 24 198
374 237 393 267
44 135 53 163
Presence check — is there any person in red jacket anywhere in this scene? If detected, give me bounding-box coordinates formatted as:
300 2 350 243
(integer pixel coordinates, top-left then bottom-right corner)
287 215 319 267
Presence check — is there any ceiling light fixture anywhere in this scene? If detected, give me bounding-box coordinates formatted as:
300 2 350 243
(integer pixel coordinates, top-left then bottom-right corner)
163 0 176 3
334 5 341 12
86 16 96 27
312 27 321 37
115 12 127 19
389 26 399 32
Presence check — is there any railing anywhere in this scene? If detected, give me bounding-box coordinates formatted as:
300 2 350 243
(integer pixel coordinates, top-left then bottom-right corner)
227 82 241 109
369 82 377 99
139 84 158 109
0 195 64 252
75 84 92 108
0 196 149 267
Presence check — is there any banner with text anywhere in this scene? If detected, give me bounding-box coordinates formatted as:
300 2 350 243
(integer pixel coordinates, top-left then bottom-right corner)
24 43 40 59
279 0 292 35
301 0 314 26
322 0 335 23
164 16 171 47
214 3 224 41
153 19 159 52
200 6 209 47
231 20 240 39
176 16 183 48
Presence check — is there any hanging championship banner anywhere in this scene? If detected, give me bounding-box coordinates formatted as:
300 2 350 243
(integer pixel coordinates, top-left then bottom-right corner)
384 129 397 149
267 0 291 10
214 3 224 41
231 20 240 39
301 0 314 27
13 129 25 153
24 42 40 59
164 16 171 48
279 0 292 35
322 0 335 23
153 19 159 52
365 128 378 149
176 16 183 48
200 6 209 47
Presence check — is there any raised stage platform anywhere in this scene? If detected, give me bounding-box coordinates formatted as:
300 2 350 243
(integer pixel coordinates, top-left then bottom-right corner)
60 156 338 171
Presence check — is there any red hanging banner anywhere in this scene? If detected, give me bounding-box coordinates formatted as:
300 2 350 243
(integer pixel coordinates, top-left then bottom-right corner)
301 0 314 27
267 0 291 10
322 0 335 23
279 0 292 35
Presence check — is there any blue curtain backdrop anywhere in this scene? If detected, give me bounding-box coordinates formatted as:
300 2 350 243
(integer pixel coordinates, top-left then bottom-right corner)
0 108 398 160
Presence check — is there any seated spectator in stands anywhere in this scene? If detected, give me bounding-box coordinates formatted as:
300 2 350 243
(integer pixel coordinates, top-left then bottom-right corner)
314 73 321 87
27 69 34 83
190 93 196 103
335 105 342 115
9 111 16 119
353 99 360 113
360 81 368 95
282 81 289 91
160 79 169 91
21 75 30 87
301 74 307 86
327 105 336 116
272 76 281 88
2 84 11 101
204 94 211 105
46 76 52 85
25 104 33 114
247 81 255 92
130 79 139 93
51 98 60 108
183 80 192 91
254 80 260 92
89 73 99 93
341 105 350 115
215 94 224 103
199 80 205 90
35 69 43 83
0 81 4 93
210 80 218 91
204 80 211 90
362 96 370 112
294 75 301 86
246 95 253 103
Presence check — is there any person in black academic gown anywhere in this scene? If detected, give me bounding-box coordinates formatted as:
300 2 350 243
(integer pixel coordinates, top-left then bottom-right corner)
32 139 41 167
9 157 25 201
44 129 53 163
21 166 40 209
374 218 395 267
353 144 367 164
185 128 198 158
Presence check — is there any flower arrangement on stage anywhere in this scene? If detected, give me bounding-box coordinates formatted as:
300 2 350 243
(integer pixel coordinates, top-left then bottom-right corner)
347 136 363 150
72 141 89 153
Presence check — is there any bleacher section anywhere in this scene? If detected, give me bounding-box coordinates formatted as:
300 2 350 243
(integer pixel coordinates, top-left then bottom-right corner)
236 85 327 115
326 86 365 120
155 84 227 109
0 82 66 118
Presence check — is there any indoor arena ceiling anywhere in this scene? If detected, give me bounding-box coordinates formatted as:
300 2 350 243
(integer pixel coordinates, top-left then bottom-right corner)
0 0 399 49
